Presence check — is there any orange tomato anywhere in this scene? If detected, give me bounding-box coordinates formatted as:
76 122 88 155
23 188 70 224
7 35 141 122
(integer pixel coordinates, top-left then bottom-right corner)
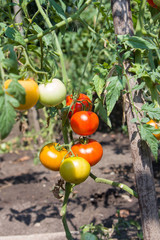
39 143 69 171
147 119 160 140
4 78 39 110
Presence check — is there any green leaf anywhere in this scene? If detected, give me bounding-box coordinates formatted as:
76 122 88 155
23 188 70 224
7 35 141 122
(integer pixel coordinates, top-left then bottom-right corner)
2 58 17 71
6 80 26 104
141 117 150 123
5 27 26 46
118 35 157 50
106 76 125 116
49 0 66 20
131 118 138 123
93 74 105 98
59 0 66 12
0 48 5 61
132 82 145 90
0 23 7 35
139 124 159 160
94 98 111 127
77 0 85 8
129 63 149 79
141 103 160 120
0 91 18 139
19 0 30 18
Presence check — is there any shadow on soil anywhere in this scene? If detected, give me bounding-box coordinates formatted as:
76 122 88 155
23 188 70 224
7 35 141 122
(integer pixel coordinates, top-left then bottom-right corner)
7 205 61 226
0 172 49 185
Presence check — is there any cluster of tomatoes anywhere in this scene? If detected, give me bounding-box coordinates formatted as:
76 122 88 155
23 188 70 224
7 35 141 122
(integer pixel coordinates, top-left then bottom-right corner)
4 77 103 185
40 92 103 185
147 0 160 8
4 78 66 110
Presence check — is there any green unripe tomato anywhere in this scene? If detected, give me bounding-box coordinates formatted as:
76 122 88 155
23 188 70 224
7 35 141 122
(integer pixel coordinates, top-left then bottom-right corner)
60 157 91 185
38 78 66 107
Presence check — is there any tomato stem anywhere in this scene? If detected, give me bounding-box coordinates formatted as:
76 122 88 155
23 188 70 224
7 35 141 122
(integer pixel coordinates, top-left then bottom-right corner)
35 0 69 85
90 172 138 198
60 182 74 240
24 0 93 44
22 46 48 76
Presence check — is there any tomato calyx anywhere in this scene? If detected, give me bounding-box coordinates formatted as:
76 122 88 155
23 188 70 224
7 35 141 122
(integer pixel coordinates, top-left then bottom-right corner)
54 142 71 152
78 136 90 145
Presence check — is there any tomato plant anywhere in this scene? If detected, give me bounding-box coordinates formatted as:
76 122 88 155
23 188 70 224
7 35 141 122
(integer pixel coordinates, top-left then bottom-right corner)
39 78 66 107
70 111 99 136
147 119 160 140
39 143 68 171
66 93 92 118
71 139 103 166
59 156 91 184
4 78 39 111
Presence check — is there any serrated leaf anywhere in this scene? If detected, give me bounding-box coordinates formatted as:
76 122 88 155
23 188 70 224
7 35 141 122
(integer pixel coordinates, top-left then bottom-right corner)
93 74 105 98
141 103 160 120
0 93 18 139
7 80 26 104
2 58 17 70
94 98 111 127
140 124 158 159
141 117 150 123
5 27 26 46
132 82 145 90
49 0 66 20
106 76 125 116
118 35 157 50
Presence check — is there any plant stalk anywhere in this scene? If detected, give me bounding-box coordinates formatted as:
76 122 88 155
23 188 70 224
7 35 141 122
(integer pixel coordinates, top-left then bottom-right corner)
90 172 138 198
60 182 73 240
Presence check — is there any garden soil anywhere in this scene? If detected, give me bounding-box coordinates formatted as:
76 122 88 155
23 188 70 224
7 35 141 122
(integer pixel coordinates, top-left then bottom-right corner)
0 130 160 240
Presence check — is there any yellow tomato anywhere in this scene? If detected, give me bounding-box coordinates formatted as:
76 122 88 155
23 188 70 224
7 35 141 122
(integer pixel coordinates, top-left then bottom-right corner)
4 78 39 110
60 157 91 184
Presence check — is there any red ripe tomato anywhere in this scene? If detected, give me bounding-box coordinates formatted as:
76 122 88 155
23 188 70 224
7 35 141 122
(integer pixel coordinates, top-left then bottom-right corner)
66 93 92 118
147 0 158 8
71 139 103 166
70 111 99 136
